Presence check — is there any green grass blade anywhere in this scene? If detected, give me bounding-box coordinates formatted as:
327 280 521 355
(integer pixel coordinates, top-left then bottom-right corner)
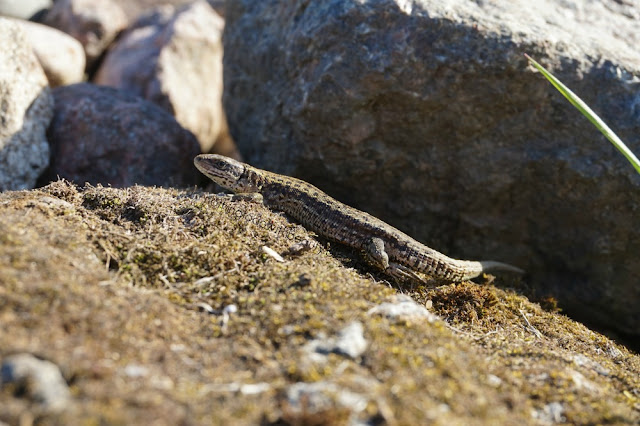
524 54 640 175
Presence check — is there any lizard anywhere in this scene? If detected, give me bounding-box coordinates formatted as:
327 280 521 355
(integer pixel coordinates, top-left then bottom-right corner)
194 154 523 283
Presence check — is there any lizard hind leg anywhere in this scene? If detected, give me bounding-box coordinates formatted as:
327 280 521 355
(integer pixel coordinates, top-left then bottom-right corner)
363 238 425 283
385 261 427 284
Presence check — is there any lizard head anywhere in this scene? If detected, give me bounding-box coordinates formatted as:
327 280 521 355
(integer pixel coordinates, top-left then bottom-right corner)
194 154 262 193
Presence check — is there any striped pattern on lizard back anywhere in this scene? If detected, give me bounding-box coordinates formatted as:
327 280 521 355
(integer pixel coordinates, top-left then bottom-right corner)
257 170 483 282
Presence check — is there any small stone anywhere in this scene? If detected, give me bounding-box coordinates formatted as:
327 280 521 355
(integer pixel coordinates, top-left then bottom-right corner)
1 353 71 413
283 381 368 423
572 354 610 376
284 240 316 256
486 374 502 388
368 295 439 323
306 321 367 360
532 402 565 424
202 381 272 395
222 304 237 314
123 364 149 378
331 321 367 359
238 382 270 395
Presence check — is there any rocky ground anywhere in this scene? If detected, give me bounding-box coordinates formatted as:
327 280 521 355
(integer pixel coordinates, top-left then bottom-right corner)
1 0 640 424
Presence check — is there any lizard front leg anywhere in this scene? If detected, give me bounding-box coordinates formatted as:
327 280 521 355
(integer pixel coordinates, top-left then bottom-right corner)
364 237 425 283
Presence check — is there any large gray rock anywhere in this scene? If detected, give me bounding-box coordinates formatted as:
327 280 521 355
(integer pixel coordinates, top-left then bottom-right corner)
223 0 640 340
0 18 52 191
44 83 200 188
95 1 236 157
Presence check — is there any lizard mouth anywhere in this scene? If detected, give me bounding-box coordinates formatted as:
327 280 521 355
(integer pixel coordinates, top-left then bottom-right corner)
194 154 245 188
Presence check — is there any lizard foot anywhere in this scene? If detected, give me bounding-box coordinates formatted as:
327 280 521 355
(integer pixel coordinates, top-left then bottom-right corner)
386 262 427 284
363 237 426 284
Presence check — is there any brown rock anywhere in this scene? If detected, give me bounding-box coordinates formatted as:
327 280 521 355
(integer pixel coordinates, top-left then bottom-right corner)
0 18 52 191
44 83 200 187
94 1 237 157
43 0 127 69
16 19 85 87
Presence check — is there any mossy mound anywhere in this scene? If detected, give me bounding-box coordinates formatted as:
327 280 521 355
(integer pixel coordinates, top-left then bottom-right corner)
1 181 638 424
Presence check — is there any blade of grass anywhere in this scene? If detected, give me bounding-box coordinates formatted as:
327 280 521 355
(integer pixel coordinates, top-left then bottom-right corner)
524 53 640 175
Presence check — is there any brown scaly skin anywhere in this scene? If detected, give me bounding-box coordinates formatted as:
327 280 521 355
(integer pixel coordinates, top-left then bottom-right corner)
194 154 523 282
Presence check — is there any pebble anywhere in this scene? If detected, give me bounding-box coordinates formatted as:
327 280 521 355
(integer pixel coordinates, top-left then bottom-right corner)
306 321 368 360
284 381 368 421
1 353 71 412
368 294 439 323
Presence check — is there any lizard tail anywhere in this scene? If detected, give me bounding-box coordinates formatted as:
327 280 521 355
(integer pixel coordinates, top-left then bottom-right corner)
479 260 525 275
453 260 524 282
